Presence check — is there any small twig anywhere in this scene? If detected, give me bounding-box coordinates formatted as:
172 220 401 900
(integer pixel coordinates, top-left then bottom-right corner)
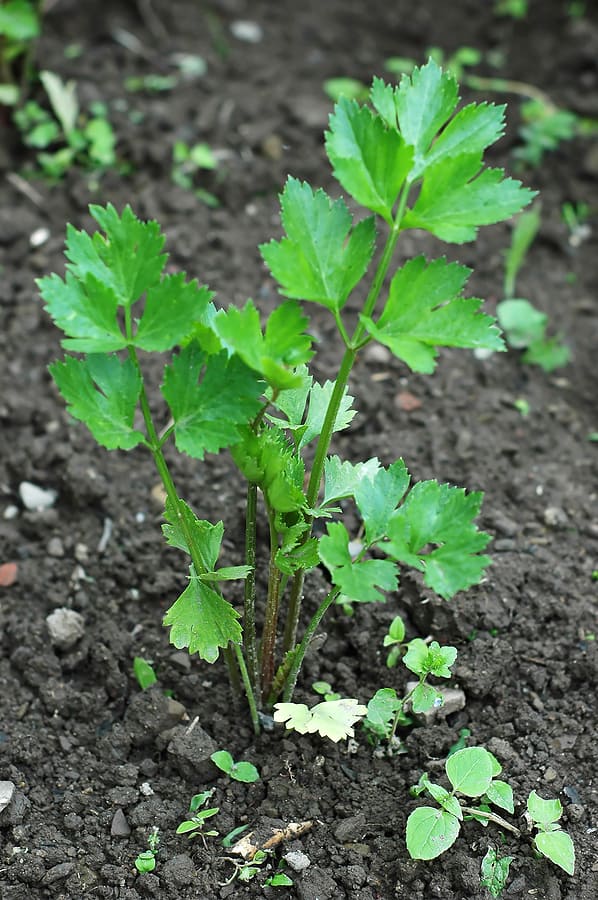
461 805 521 836
97 517 113 554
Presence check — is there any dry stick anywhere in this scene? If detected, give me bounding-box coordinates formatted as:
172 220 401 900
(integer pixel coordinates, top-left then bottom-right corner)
460 806 522 837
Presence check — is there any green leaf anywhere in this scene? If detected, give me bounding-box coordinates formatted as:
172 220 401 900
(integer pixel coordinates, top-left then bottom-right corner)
534 830 575 875
445 747 494 797
0 0 40 41
354 459 410 542
266 873 294 887
497 298 546 349
383 614 406 646
394 60 459 164
527 790 562 826
210 749 234 774
40 71 78 137
49 354 144 450
326 98 413 221
523 337 570 372
81 205 168 307
421 780 462 820
260 177 376 311
162 498 223 569
38 273 126 353
232 427 306 515
323 455 381 505
273 698 367 742
199 566 252 583
300 379 355 449
362 257 504 374
364 688 401 740
406 807 460 860
480 847 513 898
404 639 457 679
402 153 536 243
230 761 260 783
486 780 514 814
411 682 444 714
383 480 491 599
422 102 506 177
319 521 398 603
214 298 314 390
163 573 241 663
135 275 213 351
162 346 263 459
276 538 320 576
133 657 158 690
504 205 541 297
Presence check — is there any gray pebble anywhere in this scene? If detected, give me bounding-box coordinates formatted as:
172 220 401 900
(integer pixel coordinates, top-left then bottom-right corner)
283 849 311 872
46 608 85 650
47 537 65 558
110 808 131 836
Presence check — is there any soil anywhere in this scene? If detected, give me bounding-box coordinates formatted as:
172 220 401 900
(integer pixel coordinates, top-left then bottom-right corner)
1 0 598 898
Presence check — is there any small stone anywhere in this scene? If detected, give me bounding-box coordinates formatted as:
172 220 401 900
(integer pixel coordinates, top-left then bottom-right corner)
74 543 89 562
543 506 569 528
111 808 131 836
405 683 466 724
283 850 311 872
124 686 187 747
334 812 366 843
42 862 76 885
230 20 263 42
363 343 391 365
543 767 558 782
563 785 580 804
46 608 85 650
150 483 167 508
47 537 65 558
30 227 50 248
0 562 18 587
19 481 57 510
261 133 283 160
3 504 19 520
140 782 154 796
565 803 585 822
169 650 191 671
0 780 15 813
396 390 422 412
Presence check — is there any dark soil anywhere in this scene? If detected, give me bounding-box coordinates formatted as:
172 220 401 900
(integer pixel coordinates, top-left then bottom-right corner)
1 1 598 898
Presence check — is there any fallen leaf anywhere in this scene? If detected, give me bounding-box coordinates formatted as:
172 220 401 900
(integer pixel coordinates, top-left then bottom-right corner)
0 562 18 587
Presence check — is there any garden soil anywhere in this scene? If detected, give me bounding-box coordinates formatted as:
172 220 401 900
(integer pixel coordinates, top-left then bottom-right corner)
1 1 598 897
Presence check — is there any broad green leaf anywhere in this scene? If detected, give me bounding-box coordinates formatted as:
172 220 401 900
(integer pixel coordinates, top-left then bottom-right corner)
162 346 263 459
39 273 126 353
523 337 570 372
229 761 260 783
402 153 536 243
273 698 367 742
162 498 223 570
486 780 514 814
49 354 144 450
210 749 234 773
534 830 575 875
422 780 462 820
0 0 40 40
260 178 376 310
411 683 444 715
133 657 157 690
527 791 562 826
215 298 314 390
163 573 241 663
406 807 460 860
363 688 401 740
135 275 213 351
480 847 513 898
319 521 398 603
446 747 494 797
404 639 457 679
362 257 504 374
275 538 320 576
422 102 506 176
354 460 410 541
85 204 168 306
323 456 381 505
199 566 252 583
326 98 413 221
300 379 355 449
497 298 547 349
383 479 491 599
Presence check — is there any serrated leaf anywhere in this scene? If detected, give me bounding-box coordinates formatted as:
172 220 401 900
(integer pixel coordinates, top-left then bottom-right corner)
404 639 457 679
486 780 514 814
273 698 367 742
275 538 320 576
354 459 410 541
411 683 444 715
300 379 355 449
322 455 381 505
362 256 504 373
534 830 575 875
162 346 263 459
38 272 126 353
269 364 313 430
260 178 376 310
199 566 252 583
135 275 213 351
319 521 398 603
402 153 536 243
364 688 401 740
215 298 314 390
326 99 413 221
163 573 241 663
383 479 491 599
422 102 506 177
232 427 306 515
527 791 562 826
394 60 459 166
49 354 144 450
162 498 223 569
406 807 460 860
480 847 513 898
446 747 494 797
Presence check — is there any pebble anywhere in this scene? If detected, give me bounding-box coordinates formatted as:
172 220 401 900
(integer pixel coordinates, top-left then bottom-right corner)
111 808 131 836
363 343 391 365
284 850 311 872
334 812 366 843
19 481 57 511
565 803 585 822
3 504 19 520
0 780 15 813
46 608 85 650
405 683 466 724
230 20 263 42
41 862 76 885
543 766 558 782
30 227 50 248
163 718 219 780
47 537 65 558
543 506 569 528
74 543 89 562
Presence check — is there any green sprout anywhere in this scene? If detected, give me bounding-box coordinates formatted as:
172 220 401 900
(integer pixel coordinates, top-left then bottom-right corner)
133 656 158 690
312 680 341 701
134 826 160 874
480 846 513 897
211 750 260 783
176 790 219 847
171 140 219 206
0 0 40 106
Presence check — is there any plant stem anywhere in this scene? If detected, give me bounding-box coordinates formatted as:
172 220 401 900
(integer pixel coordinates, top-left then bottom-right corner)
259 505 283 700
463 74 557 111
282 587 340 702
460 806 521 837
234 644 260 735
243 482 260 695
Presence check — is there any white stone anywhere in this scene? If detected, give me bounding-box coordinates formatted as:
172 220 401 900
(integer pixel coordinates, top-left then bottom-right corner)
46 608 85 650
19 481 57 511
30 227 50 247
230 20 263 43
0 781 16 813
283 850 311 872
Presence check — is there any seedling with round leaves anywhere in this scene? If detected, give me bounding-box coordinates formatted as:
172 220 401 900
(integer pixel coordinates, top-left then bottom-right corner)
211 750 260 783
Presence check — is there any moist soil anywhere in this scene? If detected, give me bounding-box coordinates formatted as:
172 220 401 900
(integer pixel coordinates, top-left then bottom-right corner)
1 1 598 898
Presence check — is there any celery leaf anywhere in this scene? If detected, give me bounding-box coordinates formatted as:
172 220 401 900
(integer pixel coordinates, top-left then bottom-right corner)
319 521 398 603
135 275 214 351
163 572 241 663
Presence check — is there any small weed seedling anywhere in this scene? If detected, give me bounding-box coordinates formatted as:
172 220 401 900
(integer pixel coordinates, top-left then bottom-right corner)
480 846 513 898
497 205 570 372
383 614 407 668
312 680 341 701
172 140 219 207
133 656 158 690
134 826 160 873
176 790 219 847
211 750 260 783
406 747 575 883
0 0 40 106
43 60 535 734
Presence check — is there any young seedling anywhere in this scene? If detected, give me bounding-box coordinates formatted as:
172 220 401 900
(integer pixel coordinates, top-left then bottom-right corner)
497 205 570 372
133 656 158 690
42 60 535 734
406 747 575 883
312 680 341 701
176 790 219 847
171 140 219 207
211 750 260 783
382 614 406 668
480 846 513 898
0 0 40 106
134 826 160 874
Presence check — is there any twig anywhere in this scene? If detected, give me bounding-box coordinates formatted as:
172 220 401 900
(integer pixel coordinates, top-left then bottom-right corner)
461 805 521 836
5 173 44 208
